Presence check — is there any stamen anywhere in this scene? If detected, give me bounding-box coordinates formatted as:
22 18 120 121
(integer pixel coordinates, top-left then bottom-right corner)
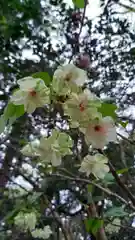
29 90 37 97
79 102 85 112
94 125 102 132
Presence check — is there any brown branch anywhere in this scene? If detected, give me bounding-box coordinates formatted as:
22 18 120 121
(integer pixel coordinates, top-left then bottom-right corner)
50 173 135 211
69 0 88 63
87 196 107 240
108 161 135 206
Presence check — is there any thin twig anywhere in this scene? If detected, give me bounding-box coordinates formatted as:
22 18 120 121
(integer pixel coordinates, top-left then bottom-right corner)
117 132 135 145
118 1 135 12
69 0 88 63
45 198 72 240
50 173 135 211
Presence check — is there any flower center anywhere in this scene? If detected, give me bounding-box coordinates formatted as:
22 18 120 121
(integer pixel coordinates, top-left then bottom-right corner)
29 90 37 97
79 102 85 112
94 125 103 132
65 73 72 81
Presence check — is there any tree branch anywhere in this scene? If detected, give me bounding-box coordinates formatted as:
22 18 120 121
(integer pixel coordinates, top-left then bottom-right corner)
50 173 135 211
108 161 135 206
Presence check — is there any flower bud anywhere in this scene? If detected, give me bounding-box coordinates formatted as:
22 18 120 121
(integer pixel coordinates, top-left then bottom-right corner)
76 54 91 69
72 12 81 21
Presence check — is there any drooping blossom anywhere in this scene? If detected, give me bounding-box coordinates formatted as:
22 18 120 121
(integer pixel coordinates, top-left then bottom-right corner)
79 154 109 179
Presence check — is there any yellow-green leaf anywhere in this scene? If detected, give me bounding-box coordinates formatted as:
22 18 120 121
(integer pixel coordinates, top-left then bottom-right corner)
98 103 117 119
116 168 128 174
119 121 128 128
32 72 51 86
85 218 103 235
72 0 85 8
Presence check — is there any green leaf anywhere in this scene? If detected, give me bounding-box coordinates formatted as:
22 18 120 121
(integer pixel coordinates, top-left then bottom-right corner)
32 72 51 86
4 103 24 120
72 0 85 8
87 184 93 193
15 105 25 118
104 206 128 217
116 168 128 174
103 173 115 185
98 103 117 119
85 218 103 235
4 102 16 120
3 103 25 127
0 115 6 134
119 121 128 128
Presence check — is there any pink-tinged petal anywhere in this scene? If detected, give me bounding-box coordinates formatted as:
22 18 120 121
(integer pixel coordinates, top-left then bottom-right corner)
84 117 116 149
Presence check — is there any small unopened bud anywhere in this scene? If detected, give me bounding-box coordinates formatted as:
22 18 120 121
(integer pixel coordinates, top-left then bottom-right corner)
76 54 90 69
72 12 81 21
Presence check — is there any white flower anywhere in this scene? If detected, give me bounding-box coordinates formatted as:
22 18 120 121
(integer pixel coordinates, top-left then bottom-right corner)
82 116 116 149
64 89 101 128
79 154 109 179
11 77 50 113
31 225 52 239
52 64 87 96
14 212 37 232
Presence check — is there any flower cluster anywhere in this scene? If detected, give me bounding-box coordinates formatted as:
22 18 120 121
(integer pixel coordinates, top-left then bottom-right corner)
11 63 117 179
79 154 109 179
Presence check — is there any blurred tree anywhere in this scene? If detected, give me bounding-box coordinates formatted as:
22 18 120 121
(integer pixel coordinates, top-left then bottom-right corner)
1 0 135 239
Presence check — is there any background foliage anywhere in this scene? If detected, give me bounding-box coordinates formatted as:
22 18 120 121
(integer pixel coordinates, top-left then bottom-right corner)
1 0 135 239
